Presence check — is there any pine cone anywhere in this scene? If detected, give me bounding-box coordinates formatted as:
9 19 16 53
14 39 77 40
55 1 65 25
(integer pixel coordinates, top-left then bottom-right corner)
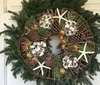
68 33 87 44
45 51 56 68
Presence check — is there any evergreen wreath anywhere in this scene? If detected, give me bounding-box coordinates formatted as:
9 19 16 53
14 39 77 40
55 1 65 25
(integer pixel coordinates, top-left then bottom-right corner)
0 0 100 85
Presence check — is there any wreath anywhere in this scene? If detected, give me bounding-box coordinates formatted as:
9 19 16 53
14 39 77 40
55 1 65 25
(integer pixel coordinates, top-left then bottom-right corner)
0 0 100 85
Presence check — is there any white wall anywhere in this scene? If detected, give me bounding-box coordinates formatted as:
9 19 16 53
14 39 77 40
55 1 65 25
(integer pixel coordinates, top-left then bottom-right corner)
0 0 100 85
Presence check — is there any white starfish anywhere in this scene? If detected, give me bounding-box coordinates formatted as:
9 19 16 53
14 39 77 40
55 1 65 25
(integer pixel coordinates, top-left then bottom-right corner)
33 61 51 76
53 8 68 24
77 43 94 63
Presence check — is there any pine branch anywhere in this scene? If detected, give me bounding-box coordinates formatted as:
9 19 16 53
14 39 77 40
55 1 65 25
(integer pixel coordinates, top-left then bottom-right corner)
0 30 12 35
36 78 42 85
8 10 19 16
11 61 24 78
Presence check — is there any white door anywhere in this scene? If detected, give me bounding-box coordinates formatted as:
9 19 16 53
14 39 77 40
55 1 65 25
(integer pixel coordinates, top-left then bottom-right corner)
0 0 100 85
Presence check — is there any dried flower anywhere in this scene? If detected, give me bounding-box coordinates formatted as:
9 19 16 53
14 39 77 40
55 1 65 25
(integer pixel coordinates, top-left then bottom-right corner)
27 53 32 60
23 45 29 51
60 30 65 36
61 40 65 44
59 68 65 75
24 39 31 45
72 45 78 51
64 20 78 36
39 14 53 29
62 55 78 69
61 45 65 49
60 36 63 40
32 58 38 64
31 24 37 29
30 41 46 57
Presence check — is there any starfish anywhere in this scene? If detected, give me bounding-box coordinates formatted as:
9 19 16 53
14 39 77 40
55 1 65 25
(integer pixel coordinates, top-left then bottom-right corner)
33 61 51 76
77 43 94 63
53 8 68 24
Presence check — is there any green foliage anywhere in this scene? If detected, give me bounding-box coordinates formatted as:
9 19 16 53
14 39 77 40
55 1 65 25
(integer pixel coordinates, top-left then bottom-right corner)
55 67 62 81
38 27 49 37
25 16 38 27
0 0 100 85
